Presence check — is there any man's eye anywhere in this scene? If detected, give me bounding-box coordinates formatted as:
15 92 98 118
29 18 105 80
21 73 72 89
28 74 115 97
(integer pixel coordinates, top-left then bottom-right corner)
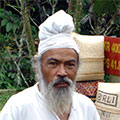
50 62 57 65
66 63 75 68
48 62 57 67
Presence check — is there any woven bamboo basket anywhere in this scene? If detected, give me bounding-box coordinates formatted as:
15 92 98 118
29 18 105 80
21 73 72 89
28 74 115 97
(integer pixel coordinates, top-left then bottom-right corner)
71 32 104 81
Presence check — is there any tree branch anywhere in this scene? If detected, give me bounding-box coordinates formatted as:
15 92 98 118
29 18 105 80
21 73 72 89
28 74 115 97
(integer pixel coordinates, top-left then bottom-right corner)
6 49 29 87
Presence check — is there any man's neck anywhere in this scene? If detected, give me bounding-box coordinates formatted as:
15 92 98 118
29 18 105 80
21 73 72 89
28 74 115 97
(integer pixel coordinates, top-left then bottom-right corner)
57 112 70 120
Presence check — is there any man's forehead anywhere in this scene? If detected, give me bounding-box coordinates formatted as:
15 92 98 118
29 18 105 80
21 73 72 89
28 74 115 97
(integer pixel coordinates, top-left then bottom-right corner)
42 48 78 57
41 48 78 61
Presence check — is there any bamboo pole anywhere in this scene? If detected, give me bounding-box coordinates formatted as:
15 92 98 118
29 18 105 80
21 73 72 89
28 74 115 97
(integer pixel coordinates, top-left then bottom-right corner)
0 89 16 93
68 0 82 32
20 0 36 57
68 0 77 17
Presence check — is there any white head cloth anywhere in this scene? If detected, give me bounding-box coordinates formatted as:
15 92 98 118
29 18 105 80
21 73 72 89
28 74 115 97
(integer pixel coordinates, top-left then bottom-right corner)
38 10 80 59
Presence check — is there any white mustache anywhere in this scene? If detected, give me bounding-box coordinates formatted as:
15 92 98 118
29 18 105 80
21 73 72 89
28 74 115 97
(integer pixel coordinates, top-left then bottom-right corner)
51 77 73 87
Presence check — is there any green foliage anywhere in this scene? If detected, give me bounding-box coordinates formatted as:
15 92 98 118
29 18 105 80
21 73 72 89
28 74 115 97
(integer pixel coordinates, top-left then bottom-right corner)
0 33 16 89
0 6 37 89
93 0 120 17
0 8 20 32
0 29 37 89
19 0 24 10
47 0 58 4
0 91 17 111
78 0 120 36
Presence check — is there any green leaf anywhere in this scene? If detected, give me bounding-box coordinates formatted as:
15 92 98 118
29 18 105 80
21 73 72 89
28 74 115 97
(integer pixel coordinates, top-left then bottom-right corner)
31 7 35 12
1 19 8 26
2 50 9 57
6 22 13 32
93 0 118 17
19 0 24 10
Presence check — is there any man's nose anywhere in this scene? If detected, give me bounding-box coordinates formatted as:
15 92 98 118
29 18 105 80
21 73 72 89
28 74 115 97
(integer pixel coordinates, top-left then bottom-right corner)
57 64 67 77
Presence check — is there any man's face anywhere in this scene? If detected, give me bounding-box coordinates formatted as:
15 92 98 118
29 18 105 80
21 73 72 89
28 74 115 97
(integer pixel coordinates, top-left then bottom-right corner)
41 48 78 88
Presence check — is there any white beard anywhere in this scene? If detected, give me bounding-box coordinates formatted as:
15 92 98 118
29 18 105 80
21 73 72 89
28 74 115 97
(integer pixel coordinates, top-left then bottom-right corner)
38 70 75 115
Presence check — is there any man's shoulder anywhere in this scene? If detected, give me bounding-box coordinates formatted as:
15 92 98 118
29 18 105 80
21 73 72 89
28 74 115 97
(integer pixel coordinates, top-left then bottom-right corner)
72 92 98 115
8 84 38 105
72 92 100 120
73 92 94 106
15 85 35 97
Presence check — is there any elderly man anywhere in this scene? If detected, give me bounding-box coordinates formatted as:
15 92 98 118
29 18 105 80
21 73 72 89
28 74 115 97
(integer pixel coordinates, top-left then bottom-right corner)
0 10 100 120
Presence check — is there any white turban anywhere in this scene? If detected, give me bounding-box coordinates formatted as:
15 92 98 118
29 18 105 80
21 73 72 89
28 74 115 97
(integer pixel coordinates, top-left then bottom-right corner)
38 10 80 60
